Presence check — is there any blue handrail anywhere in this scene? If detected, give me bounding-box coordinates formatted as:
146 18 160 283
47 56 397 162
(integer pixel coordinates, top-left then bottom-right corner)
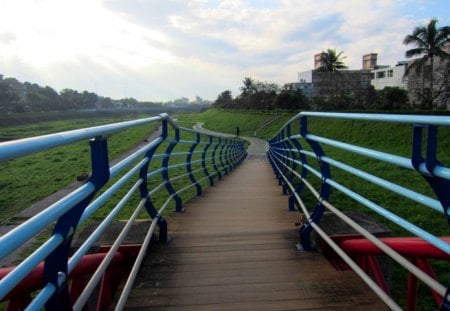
268 111 450 310
0 114 246 310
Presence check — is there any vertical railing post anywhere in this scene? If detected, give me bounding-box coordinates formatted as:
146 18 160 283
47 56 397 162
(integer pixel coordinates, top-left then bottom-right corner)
202 135 215 186
211 137 223 180
299 115 331 250
411 124 450 309
280 124 297 196
228 140 237 170
288 118 308 211
217 137 228 176
162 125 183 212
221 138 231 175
275 133 285 186
224 139 234 171
187 132 202 196
139 120 167 242
45 137 110 310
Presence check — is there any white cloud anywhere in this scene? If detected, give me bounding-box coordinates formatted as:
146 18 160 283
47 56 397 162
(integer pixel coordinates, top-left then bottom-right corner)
0 0 448 101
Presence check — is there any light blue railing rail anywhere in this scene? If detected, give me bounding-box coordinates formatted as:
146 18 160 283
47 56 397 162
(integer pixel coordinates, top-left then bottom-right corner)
268 112 450 311
0 113 246 310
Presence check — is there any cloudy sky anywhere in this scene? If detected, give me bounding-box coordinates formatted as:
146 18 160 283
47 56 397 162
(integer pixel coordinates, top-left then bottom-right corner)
0 0 449 102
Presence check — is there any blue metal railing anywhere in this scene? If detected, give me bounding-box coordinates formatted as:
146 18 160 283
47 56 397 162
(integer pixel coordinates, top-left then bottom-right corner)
0 113 246 310
268 112 450 311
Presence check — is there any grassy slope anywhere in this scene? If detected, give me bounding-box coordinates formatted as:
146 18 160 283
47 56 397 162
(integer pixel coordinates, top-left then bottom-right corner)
0 113 157 223
177 108 293 139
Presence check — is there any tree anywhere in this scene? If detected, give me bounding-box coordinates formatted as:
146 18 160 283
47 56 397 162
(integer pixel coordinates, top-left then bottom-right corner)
375 87 409 110
276 90 310 111
403 19 450 109
316 49 349 108
0 80 20 112
317 49 348 72
213 90 234 108
240 77 256 97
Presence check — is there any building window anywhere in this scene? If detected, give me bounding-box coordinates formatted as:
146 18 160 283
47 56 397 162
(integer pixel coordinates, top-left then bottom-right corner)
370 73 375 79
377 71 385 79
388 70 393 77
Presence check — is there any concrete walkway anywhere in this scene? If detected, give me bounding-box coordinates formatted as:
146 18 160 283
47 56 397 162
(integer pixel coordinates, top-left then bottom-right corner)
124 136 385 310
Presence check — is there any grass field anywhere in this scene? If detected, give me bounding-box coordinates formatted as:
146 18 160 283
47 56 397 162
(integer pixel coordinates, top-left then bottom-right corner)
0 111 158 223
176 108 293 139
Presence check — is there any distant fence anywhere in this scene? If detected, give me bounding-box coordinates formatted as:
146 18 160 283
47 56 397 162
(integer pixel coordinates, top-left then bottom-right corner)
268 112 450 311
0 113 246 310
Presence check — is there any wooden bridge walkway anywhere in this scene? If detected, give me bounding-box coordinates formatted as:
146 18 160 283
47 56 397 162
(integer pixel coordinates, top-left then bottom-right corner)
124 138 386 310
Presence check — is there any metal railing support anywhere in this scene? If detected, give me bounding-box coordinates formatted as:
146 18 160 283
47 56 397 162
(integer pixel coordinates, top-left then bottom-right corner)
45 137 110 310
139 128 167 243
161 124 183 212
211 137 223 180
202 136 215 186
187 132 202 196
298 115 331 250
287 119 308 212
411 124 450 309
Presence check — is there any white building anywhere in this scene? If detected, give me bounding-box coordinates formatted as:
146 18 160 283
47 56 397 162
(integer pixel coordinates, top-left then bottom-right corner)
298 70 312 83
370 62 408 90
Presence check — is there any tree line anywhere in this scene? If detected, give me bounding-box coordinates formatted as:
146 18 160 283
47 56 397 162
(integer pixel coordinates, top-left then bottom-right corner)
213 77 409 111
0 75 164 114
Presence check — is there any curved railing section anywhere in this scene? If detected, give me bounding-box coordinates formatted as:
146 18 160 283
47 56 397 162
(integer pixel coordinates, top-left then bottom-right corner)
0 113 246 310
268 112 450 311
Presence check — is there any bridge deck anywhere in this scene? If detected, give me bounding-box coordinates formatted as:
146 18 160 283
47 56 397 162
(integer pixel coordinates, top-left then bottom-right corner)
125 145 386 310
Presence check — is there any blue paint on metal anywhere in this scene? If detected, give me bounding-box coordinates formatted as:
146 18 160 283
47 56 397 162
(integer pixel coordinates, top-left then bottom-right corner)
412 124 450 227
45 137 110 310
298 115 331 251
287 119 308 212
161 127 183 212
187 133 202 196
138 127 167 243
202 136 215 186
268 111 450 307
218 138 229 176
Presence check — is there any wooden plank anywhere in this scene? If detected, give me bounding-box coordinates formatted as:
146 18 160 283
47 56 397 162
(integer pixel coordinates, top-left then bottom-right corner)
124 158 387 310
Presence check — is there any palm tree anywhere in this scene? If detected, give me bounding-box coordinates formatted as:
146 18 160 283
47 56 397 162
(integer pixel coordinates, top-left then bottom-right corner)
240 77 256 96
317 49 348 72
316 49 348 107
403 19 450 109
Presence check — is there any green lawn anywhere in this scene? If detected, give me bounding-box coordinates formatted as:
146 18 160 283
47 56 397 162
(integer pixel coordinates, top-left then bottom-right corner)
0 113 157 223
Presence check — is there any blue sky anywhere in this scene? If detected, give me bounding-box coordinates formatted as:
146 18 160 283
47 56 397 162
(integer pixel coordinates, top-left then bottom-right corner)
0 0 449 102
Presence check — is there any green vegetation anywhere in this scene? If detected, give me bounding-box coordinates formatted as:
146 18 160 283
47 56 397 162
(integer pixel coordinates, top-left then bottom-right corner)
0 75 165 113
0 112 157 223
403 18 450 109
177 108 293 139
